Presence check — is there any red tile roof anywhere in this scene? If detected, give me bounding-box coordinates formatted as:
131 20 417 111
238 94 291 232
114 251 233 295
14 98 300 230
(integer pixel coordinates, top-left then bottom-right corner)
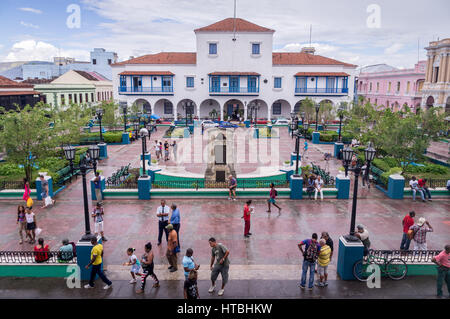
294 72 350 77
0 91 40 96
194 18 274 33
119 71 175 76
209 72 260 76
273 53 357 67
0 75 34 88
112 52 196 66
74 70 99 81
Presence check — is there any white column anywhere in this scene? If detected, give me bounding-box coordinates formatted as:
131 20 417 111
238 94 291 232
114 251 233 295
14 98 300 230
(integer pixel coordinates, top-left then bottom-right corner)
197 103 200 119
220 103 224 121
267 103 271 121
243 103 248 120
174 103 177 121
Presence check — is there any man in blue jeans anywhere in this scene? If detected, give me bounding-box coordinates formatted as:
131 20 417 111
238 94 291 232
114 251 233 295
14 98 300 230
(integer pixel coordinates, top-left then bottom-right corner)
298 233 321 290
84 237 112 289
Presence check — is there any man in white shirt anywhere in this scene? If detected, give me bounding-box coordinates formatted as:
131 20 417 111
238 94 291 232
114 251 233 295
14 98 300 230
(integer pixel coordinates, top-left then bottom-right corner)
157 200 170 246
314 176 324 201
409 176 425 202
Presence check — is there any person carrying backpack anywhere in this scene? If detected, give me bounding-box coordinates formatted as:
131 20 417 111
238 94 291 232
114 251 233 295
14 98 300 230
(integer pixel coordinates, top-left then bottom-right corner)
298 233 321 290
267 183 281 213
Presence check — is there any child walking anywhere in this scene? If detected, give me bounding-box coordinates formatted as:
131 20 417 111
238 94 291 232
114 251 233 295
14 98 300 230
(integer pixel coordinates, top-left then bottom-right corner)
123 248 142 284
267 183 282 213
136 242 160 294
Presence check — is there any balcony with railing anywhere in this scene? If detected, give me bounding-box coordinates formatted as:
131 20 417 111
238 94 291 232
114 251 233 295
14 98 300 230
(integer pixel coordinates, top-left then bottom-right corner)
209 86 260 94
294 87 349 95
118 86 174 94
208 73 260 96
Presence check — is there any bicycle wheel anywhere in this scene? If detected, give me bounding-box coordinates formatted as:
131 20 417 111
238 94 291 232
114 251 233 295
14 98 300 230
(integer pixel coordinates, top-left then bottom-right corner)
353 259 371 281
386 258 407 280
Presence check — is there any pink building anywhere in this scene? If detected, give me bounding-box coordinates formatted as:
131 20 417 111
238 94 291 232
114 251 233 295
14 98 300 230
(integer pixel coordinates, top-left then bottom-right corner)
358 61 426 112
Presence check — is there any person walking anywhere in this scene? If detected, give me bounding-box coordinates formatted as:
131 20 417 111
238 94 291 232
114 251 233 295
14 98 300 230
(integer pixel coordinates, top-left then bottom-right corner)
355 225 371 256
400 211 415 250
432 245 450 298
25 207 36 244
23 178 31 207
314 175 324 201
154 140 160 160
208 237 230 296
316 238 331 287
184 270 200 299
166 224 178 272
242 200 253 237
170 204 181 249
136 242 160 293
17 205 26 244
228 175 237 200
93 172 103 204
39 174 55 208
418 178 432 201
201 123 205 135
267 183 281 213
91 202 107 242
84 237 112 289
123 248 142 284
303 141 308 160
409 217 433 250
409 176 425 202
298 233 321 290
164 140 170 161
157 200 170 246
183 248 200 280
159 142 163 161
171 140 178 161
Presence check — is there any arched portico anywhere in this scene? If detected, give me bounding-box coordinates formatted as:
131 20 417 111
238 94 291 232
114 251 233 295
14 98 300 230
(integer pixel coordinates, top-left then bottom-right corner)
153 98 174 120
176 99 196 123
271 99 291 119
199 99 221 120
132 98 151 113
247 99 269 121
223 99 245 121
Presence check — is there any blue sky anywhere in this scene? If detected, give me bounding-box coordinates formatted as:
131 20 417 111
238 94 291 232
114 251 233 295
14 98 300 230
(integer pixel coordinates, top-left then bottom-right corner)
0 0 449 69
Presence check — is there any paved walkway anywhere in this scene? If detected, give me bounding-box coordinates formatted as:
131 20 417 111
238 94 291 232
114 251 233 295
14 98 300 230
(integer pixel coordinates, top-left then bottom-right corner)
0 126 449 299
0 276 443 299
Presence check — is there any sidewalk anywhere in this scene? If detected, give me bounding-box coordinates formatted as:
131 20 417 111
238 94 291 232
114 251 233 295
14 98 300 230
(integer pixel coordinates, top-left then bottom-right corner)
0 276 443 299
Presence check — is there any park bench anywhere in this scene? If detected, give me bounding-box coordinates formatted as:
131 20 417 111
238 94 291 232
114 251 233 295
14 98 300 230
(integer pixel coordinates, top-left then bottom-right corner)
80 136 102 145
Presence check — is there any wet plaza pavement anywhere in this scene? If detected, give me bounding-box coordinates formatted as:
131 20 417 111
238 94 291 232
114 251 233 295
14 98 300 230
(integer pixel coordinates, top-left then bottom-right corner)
0 126 449 299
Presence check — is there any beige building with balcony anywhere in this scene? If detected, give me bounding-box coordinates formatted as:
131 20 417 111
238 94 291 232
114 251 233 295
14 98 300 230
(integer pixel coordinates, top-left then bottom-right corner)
421 38 450 113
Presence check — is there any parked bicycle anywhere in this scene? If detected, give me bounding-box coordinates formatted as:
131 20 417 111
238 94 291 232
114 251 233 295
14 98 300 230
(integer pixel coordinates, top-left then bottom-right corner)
353 250 408 281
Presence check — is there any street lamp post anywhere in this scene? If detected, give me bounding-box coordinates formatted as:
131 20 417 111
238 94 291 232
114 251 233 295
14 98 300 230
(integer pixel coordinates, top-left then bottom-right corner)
140 128 149 177
290 112 296 139
314 104 320 131
294 131 301 176
341 143 376 241
63 144 100 242
120 101 127 132
96 108 104 142
337 107 344 142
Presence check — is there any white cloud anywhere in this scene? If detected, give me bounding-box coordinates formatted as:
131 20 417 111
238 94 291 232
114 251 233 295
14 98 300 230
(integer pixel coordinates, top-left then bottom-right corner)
384 43 403 55
4 40 90 62
20 21 39 29
19 7 42 14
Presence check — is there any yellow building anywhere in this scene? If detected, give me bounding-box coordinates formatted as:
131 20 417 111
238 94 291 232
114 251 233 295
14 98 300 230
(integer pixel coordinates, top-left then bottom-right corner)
421 38 450 113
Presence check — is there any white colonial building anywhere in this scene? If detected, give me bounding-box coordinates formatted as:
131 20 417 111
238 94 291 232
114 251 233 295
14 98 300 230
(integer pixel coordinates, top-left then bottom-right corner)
112 18 357 121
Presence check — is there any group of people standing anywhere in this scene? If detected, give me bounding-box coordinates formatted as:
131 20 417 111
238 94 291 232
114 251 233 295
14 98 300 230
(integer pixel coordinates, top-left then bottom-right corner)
154 140 177 162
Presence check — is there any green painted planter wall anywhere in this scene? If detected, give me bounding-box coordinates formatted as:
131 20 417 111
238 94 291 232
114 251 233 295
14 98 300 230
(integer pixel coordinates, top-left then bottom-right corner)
0 264 72 278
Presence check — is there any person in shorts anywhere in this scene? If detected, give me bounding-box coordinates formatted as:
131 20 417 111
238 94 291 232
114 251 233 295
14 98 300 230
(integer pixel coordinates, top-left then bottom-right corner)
91 202 107 242
316 238 331 287
25 207 36 244
137 242 160 293
267 183 281 213
208 237 230 296
123 248 142 284
228 175 237 200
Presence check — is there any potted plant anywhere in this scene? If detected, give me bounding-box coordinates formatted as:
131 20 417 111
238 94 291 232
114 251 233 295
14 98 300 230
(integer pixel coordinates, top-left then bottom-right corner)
284 160 291 167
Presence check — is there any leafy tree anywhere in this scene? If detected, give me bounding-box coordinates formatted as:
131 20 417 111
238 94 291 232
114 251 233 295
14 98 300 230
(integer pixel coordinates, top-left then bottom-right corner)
297 98 315 129
209 109 218 120
52 103 92 146
99 101 119 130
319 101 334 131
0 104 59 181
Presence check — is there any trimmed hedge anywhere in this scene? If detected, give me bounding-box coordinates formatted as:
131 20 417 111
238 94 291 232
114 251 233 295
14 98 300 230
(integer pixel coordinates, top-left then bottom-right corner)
79 132 123 144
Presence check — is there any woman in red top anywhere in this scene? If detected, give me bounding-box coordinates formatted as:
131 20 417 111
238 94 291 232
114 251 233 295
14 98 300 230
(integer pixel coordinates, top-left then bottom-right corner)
34 238 50 263
242 200 253 237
